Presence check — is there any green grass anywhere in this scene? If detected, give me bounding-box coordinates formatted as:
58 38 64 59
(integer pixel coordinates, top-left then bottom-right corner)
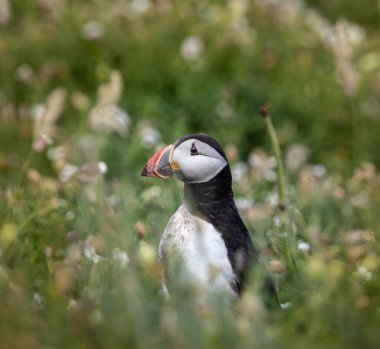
1 0 380 348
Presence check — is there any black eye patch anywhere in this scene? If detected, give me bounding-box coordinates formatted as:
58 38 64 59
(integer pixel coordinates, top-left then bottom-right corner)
190 143 199 156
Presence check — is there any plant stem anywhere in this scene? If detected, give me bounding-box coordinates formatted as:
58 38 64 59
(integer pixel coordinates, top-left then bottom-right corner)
259 105 286 210
259 105 298 274
18 205 57 234
16 150 34 188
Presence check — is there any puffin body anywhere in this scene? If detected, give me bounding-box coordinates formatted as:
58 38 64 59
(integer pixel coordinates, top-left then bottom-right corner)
160 203 237 296
142 134 275 299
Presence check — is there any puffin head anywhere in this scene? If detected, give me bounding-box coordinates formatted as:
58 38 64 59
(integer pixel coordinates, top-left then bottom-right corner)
141 134 228 184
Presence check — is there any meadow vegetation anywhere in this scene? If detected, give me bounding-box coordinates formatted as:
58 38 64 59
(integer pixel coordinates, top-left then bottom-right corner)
1 0 380 348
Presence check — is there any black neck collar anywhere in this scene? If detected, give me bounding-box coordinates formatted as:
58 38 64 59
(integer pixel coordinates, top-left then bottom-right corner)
183 166 233 217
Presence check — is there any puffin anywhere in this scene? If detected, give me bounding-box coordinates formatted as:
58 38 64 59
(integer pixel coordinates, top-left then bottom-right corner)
141 134 276 301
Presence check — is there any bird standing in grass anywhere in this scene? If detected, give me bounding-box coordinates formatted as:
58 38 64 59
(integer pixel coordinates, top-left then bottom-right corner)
141 134 276 302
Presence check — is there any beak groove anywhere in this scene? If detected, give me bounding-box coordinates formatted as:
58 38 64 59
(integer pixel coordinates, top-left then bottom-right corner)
141 144 173 179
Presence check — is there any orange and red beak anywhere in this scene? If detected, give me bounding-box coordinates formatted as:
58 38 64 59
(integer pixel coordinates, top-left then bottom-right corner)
141 144 173 178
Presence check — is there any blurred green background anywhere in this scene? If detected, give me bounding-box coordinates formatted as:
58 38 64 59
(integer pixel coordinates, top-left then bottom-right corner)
0 0 380 348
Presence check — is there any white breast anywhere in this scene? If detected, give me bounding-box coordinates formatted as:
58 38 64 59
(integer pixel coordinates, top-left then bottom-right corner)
159 204 237 297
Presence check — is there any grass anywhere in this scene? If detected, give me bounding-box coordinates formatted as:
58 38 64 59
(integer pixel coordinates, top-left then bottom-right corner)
1 0 380 348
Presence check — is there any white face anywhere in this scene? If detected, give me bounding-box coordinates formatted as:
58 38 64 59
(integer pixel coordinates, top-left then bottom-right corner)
170 139 227 184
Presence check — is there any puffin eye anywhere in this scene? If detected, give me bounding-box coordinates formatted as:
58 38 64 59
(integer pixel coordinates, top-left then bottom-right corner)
190 143 199 156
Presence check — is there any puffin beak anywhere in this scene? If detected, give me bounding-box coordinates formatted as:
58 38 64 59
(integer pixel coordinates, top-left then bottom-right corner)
141 144 173 178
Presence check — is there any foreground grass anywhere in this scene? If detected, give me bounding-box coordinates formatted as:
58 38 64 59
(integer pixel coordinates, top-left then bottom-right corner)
1 1 380 348
1 134 380 349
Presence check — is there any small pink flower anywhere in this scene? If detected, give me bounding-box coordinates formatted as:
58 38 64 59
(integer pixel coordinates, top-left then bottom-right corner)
45 246 53 258
66 231 80 241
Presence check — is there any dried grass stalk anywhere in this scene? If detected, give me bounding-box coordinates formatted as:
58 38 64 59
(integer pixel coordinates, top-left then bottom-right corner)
33 88 67 140
89 70 130 136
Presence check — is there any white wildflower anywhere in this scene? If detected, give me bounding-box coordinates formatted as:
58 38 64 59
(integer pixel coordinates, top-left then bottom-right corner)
159 284 170 300
97 161 108 174
280 302 292 310
248 151 277 182
84 246 103 264
82 21 104 40
31 104 46 121
59 164 79 182
311 164 326 178
47 145 67 161
264 170 276 182
180 36 204 61
267 156 277 168
141 186 162 203
66 211 75 221
266 191 278 207
57 198 67 207
15 64 33 82
112 248 129 268
33 292 44 308
297 240 311 252
140 125 161 149
236 197 254 211
115 108 131 128
345 23 365 46
358 266 372 281
90 309 103 325
285 144 309 173
130 0 151 14
80 163 106 184
231 162 248 182
248 153 265 169
273 216 281 227
67 298 78 310
107 194 120 207
277 232 289 238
